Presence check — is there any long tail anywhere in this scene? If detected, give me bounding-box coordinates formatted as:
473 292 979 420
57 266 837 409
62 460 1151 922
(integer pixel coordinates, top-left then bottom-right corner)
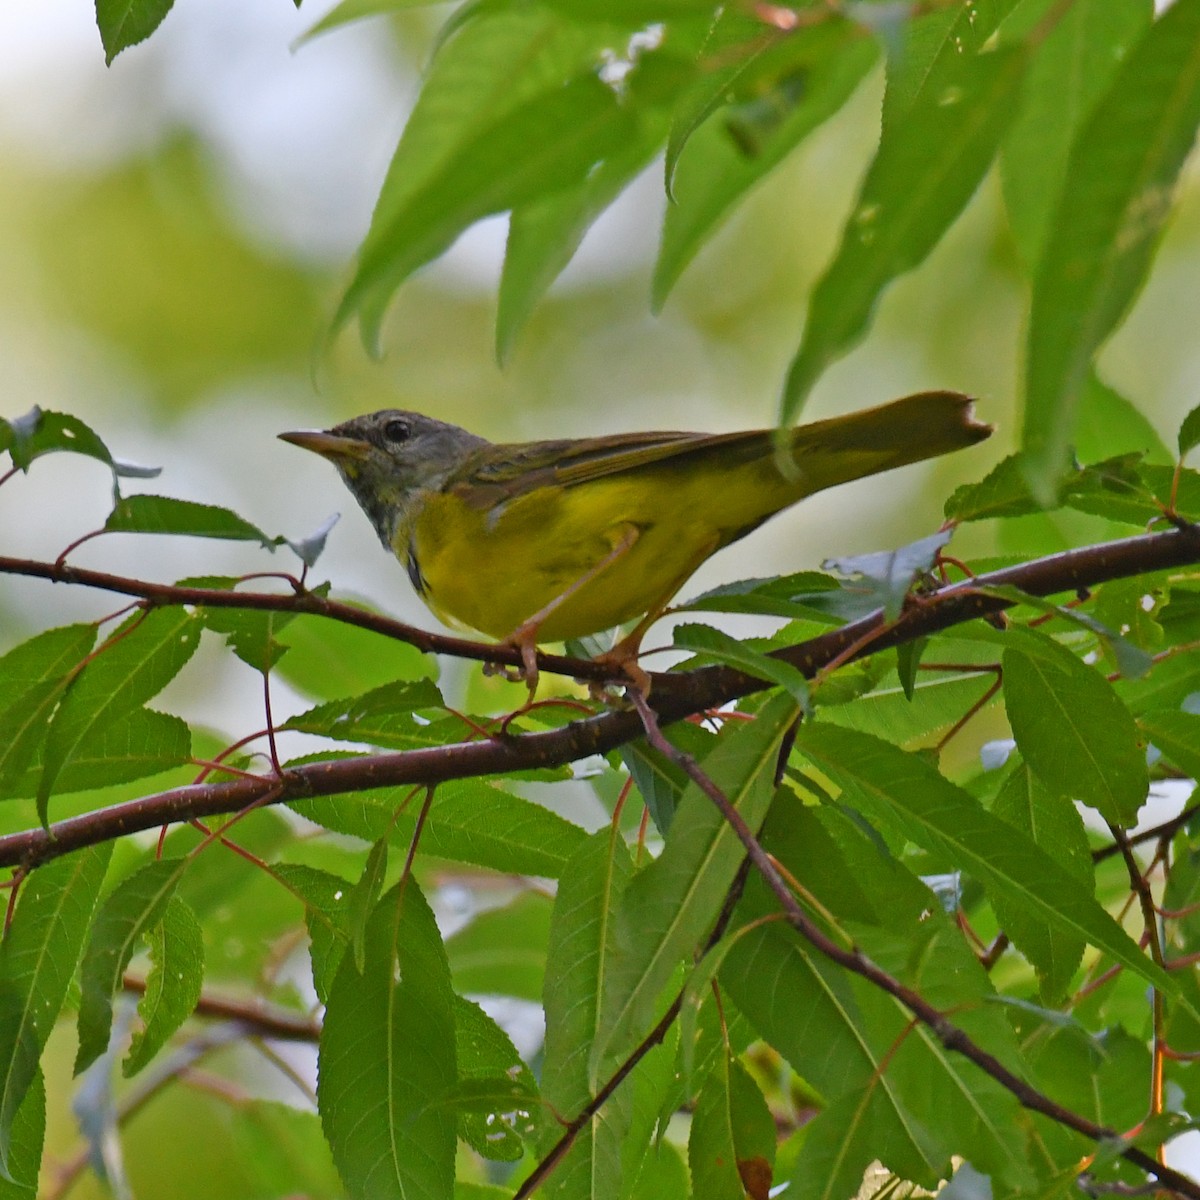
782 390 992 495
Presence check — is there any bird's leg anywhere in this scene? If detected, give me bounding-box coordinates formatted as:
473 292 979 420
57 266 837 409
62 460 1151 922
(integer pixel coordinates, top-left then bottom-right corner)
588 536 720 699
486 524 642 698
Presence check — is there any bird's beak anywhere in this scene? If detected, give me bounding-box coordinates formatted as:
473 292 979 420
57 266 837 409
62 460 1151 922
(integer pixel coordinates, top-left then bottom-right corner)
278 429 372 462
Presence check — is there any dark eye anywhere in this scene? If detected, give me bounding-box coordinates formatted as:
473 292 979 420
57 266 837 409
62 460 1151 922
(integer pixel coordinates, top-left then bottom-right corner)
383 418 411 444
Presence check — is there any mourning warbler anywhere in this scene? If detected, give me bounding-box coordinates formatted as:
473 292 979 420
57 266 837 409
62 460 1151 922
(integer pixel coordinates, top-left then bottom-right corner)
279 391 990 688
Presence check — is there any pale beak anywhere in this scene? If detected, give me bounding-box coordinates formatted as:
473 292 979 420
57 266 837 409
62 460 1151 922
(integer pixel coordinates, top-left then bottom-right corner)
278 429 372 462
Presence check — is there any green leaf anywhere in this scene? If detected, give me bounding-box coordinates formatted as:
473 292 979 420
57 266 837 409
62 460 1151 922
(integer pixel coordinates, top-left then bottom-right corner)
822 528 951 621
1075 372 1173 467
991 763 1092 1002
453 996 541 1161
592 691 798 1077
795 723 1169 998
0 624 97 800
1023 0 1200 496
1001 0 1153 268
497 46 677 361
654 21 877 310
680 570 842 620
619 719 716 834
781 41 1031 421
689 1054 775 1200
446 890 552 1001
1138 709 1200 780
95 0 176 64
673 623 810 709
348 837 388 974
230 1101 342 1198
8 708 191 799
199 603 293 672
341 70 637 348
0 1071 43 1198
37 609 202 822
0 408 154 481
292 777 588 878
282 679 447 746
297 0 448 45
1002 630 1147 824
123 894 204 1076
75 857 186 1074
105 494 281 547
274 610 436 700
0 846 112 1176
540 830 635 1200
272 863 351 1006
318 878 456 1200
1179 402 1200 459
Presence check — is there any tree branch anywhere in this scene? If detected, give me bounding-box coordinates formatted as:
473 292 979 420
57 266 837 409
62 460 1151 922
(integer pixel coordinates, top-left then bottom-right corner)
1 526 1199 873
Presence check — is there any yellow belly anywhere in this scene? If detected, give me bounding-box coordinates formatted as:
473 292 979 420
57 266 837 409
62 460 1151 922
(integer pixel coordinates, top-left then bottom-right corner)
405 461 798 643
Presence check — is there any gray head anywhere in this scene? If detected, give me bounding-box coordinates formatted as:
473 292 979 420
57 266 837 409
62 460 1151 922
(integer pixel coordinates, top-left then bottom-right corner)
279 409 488 551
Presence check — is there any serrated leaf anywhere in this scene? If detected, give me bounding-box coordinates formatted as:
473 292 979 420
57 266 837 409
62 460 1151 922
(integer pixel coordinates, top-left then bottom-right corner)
318 878 455 1200
673 623 810 709
453 996 541 1161
1001 0 1153 268
541 830 635 1200
292 777 587 878
782 42 1030 421
105 494 281 547
689 1054 775 1200
0 845 111 1176
680 570 843 620
37 609 201 821
123 894 204 1076
75 857 186 1074
95 0 176 64
795 723 1169 1000
0 624 97 800
272 863 351 1006
654 22 877 309
592 691 798 1078
1023 0 1200 496
1075 372 1173 466
1002 630 1147 824
991 763 1091 1001
282 678 446 745
0 408 147 484
1179 402 1200 459
348 837 388 974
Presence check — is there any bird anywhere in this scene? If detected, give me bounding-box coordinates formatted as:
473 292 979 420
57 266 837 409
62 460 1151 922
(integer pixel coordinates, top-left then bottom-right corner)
279 391 990 693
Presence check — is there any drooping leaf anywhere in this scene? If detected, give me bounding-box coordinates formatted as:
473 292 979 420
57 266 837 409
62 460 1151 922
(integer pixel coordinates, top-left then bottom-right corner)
990 763 1092 1001
272 863 351 1007
1002 629 1147 825
318 878 456 1200
95 0 176 64
452 996 541 1161
782 41 1031 421
37 609 201 822
75 857 186 1074
0 845 112 1175
1001 0 1153 268
795 723 1169 998
822 528 951 621
0 624 97 800
123 894 204 1076
1022 0 1200 496
654 20 877 310
689 1054 775 1200
540 830 635 1200
592 691 798 1078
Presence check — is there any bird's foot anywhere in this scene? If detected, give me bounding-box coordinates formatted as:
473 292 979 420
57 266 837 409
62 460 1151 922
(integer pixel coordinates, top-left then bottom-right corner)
586 639 651 703
483 626 542 701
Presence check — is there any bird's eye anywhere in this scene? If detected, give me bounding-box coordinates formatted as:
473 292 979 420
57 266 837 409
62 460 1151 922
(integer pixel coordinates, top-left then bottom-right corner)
383 418 411 444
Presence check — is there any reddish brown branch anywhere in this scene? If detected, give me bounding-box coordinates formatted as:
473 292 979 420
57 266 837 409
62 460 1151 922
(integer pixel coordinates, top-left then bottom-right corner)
629 696 1200 1199
2 526 1200 873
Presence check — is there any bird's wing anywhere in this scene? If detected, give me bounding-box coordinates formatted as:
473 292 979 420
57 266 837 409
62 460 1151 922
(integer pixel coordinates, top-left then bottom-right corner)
448 429 769 510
